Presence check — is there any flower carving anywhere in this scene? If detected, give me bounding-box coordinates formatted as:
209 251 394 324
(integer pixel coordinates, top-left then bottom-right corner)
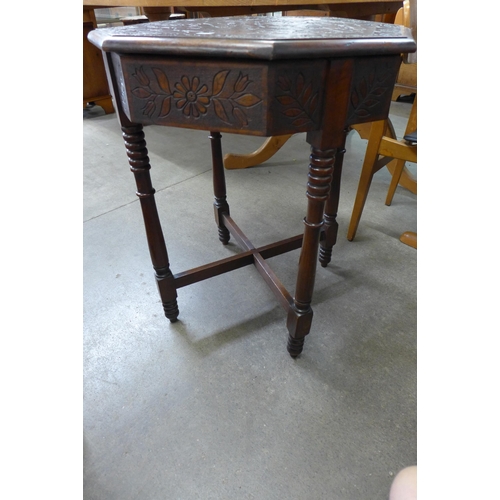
130 66 262 127
173 76 210 118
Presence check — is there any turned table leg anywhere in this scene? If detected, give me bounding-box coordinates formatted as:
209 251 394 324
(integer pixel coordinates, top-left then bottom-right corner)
121 124 179 322
319 133 347 267
209 131 231 245
286 146 335 357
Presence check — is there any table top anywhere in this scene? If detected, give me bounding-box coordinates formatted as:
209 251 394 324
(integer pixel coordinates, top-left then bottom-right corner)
88 16 415 60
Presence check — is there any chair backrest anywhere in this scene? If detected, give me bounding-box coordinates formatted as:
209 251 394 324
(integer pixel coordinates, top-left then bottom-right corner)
397 0 417 64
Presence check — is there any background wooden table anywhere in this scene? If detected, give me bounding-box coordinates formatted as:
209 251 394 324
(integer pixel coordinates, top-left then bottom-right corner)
84 0 403 20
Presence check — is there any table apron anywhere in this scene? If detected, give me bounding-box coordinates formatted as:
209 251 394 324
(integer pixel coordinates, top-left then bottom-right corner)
111 53 401 136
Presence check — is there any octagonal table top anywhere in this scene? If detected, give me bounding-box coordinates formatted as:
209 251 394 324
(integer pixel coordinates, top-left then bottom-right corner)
88 16 416 60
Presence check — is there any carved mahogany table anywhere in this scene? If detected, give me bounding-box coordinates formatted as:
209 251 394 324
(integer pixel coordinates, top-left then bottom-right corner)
88 16 415 357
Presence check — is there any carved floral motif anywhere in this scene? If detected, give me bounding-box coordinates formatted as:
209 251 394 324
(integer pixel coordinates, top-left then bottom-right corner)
173 76 210 117
131 66 262 126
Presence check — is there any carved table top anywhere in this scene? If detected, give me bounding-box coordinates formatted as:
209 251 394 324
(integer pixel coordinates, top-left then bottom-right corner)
88 16 415 60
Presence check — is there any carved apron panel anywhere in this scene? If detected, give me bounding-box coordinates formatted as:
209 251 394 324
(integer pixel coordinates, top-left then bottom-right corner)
269 60 327 134
116 54 267 134
114 55 327 136
346 55 401 126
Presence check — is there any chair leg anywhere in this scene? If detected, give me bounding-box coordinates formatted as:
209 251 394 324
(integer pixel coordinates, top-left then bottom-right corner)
385 158 406 206
347 120 385 241
400 231 417 249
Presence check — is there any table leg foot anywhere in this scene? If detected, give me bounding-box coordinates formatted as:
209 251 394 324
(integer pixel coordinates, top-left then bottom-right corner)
217 225 230 245
318 214 337 267
163 299 180 322
287 334 305 358
286 305 313 357
319 251 331 268
155 266 179 322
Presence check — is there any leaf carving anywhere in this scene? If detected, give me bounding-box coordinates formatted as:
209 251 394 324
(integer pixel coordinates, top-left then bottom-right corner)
363 99 379 108
292 117 311 127
302 84 312 105
284 108 303 117
132 87 152 99
152 68 171 94
355 109 370 118
275 72 318 128
277 76 291 91
159 96 171 117
213 98 230 123
233 107 248 126
371 87 386 97
349 67 393 120
133 67 149 86
308 94 319 115
233 94 261 107
144 100 156 117
277 95 295 106
212 70 230 96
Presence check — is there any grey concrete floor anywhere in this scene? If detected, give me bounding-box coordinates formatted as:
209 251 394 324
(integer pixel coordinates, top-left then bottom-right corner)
83 101 416 500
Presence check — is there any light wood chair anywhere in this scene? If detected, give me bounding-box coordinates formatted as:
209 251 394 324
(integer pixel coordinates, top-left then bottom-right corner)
347 0 417 248
392 0 417 101
347 95 417 247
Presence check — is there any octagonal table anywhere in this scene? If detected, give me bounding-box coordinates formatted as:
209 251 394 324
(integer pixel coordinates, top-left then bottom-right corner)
88 16 415 357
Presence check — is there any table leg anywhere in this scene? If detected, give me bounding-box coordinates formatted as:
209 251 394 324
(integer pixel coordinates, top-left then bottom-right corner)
319 132 347 267
286 146 335 357
209 131 231 245
121 124 179 322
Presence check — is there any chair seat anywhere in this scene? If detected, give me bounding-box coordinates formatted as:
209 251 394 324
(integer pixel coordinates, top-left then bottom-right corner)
403 129 417 144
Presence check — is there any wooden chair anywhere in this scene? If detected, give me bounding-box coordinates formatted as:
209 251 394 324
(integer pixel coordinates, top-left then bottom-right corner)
347 95 417 247
392 0 417 101
347 0 416 248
